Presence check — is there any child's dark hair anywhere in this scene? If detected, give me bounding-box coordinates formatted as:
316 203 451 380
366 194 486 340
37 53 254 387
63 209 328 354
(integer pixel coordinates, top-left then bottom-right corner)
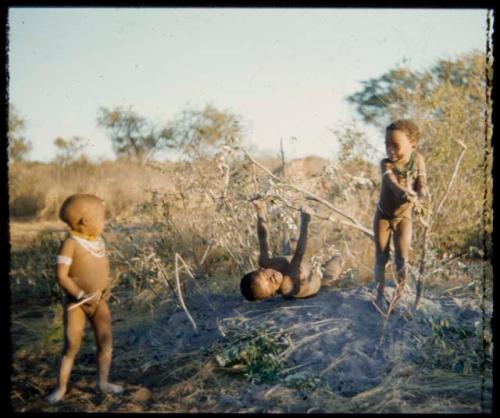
240 271 257 301
386 119 420 145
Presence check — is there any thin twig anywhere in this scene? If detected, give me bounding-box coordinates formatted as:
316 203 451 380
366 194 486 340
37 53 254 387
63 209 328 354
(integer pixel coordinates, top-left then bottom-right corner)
174 253 198 332
432 140 467 222
153 258 175 296
416 140 467 307
241 147 374 239
199 243 212 266
370 297 388 321
279 360 315 376
268 192 374 239
279 327 339 361
67 291 100 311
176 253 216 312
320 353 348 376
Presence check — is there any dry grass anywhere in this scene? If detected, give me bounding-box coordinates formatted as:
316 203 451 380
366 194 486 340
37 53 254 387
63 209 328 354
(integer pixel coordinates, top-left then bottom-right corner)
9 148 493 413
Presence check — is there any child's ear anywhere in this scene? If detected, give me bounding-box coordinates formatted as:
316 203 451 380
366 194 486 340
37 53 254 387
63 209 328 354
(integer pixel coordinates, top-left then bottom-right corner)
80 215 90 226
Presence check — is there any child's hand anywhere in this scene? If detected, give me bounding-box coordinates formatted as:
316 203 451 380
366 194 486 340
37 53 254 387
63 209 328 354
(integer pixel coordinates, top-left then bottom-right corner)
402 189 417 202
252 199 267 213
300 206 313 223
77 290 100 301
417 188 428 200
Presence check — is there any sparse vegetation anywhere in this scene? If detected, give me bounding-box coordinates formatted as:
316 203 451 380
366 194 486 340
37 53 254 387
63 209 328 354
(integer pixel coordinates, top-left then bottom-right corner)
9 52 492 413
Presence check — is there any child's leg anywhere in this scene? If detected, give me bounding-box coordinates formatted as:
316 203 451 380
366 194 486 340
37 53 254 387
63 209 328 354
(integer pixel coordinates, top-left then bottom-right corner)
47 307 86 403
321 254 344 286
287 207 312 295
373 211 392 302
90 301 123 394
254 201 272 267
393 217 412 285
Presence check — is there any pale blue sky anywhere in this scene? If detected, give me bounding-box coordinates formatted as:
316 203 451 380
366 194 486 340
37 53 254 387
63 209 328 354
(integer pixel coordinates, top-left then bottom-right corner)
8 8 487 162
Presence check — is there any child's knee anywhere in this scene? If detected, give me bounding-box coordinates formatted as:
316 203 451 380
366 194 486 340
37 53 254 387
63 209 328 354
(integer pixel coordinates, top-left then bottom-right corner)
97 345 113 359
63 337 82 357
375 251 390 266
96 327 112 346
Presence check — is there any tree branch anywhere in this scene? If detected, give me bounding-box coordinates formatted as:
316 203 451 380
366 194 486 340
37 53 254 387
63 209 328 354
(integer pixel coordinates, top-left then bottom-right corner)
174 253 198 331
241 147 374 239
415 140 467 307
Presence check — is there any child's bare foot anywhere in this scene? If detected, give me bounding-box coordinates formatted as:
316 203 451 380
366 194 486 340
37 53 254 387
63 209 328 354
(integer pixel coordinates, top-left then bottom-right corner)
322 255 344 282
97 382 124 395
301 206 313 222
46 387 66 404
321 276 339 287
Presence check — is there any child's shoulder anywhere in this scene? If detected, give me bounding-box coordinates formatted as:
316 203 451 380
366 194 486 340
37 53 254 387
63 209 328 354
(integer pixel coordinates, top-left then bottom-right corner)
414 150 425 163
58 234 77 253
380 158 393 168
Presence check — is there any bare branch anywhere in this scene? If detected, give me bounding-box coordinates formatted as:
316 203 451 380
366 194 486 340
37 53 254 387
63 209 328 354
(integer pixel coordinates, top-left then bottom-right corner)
432 140 467 224
416 140 467 307
241 147 374 239
174 253 198 331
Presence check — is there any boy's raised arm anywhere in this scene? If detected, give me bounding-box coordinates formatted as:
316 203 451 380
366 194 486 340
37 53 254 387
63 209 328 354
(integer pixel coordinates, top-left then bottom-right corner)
253 200 272 267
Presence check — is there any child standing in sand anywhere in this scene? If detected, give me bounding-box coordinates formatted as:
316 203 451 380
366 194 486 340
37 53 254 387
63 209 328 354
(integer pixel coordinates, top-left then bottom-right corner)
47 194 123 403
373 120 428 307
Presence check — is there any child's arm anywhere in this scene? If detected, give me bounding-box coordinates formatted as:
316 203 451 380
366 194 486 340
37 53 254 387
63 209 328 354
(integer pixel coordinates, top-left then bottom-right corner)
381 159 417 200
56 238 87 299
415 153 428 199
253 200 272 267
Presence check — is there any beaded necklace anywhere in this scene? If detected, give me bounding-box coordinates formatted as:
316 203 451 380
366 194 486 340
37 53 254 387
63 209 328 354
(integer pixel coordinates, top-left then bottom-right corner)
392 151 417 178
70 231 106 258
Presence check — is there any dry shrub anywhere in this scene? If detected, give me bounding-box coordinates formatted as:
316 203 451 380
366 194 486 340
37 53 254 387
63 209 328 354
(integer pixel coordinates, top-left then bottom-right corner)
9 159 177 221
10 138 492 306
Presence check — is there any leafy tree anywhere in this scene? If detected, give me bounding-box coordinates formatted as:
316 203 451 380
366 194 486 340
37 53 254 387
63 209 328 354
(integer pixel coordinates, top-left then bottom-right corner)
53 136 89 166
8 105 32 162
328 122 377 164
97 106 173 161
347 51 492 252
164 104 243 159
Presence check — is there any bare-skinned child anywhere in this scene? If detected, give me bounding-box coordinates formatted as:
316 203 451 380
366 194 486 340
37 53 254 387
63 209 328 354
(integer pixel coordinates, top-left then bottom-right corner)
46 194 123 403
373 119 428 307
240 200 343 301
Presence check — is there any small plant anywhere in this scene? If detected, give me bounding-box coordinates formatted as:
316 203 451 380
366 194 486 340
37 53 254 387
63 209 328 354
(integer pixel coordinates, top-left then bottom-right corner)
215 327 290 383
284 372 323 391
411 313 492 375
10 230 63 303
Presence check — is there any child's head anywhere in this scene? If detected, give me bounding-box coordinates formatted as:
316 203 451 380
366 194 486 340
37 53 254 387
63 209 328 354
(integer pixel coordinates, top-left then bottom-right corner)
240 268 283 301
59 194 106 237
385 119 420 163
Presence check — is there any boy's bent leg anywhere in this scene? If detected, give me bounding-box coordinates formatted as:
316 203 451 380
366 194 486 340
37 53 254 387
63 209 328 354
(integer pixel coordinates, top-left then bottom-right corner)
288 207 312 295
47 306 86 403
90 301 123 394
393 217 412 285
373 211 392 305
321 254 344 286
392 218 412 305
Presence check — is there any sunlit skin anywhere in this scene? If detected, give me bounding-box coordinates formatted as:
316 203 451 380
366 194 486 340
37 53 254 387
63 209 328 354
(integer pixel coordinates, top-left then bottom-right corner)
241 200 343 301
374 122 428 307
385 129 415 165
46 194 123 404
